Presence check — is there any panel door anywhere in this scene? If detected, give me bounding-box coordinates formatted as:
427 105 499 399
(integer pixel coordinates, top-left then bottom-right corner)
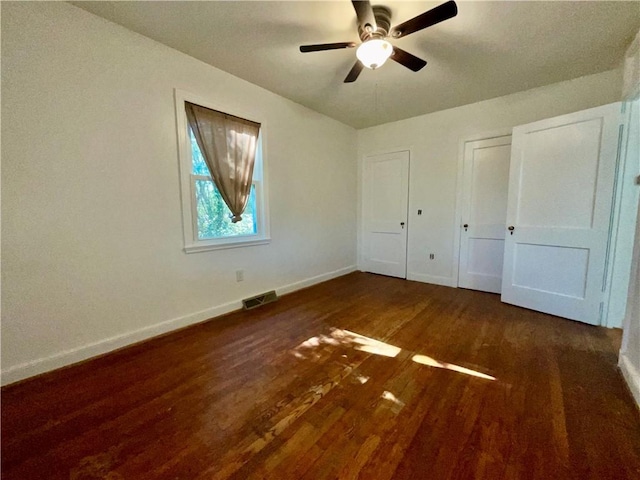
458 135 512 293
362 151 410 278
501 103 622 325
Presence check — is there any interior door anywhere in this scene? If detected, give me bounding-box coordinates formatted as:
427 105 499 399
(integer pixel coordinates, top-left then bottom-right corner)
501 103 622 325
362 150 409 278
458 135 512 293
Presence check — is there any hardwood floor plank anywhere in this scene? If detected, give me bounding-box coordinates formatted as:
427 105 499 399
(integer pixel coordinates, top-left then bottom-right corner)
2 272 639 479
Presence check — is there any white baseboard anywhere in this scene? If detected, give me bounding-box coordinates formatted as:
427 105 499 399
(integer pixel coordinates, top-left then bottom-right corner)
407 272 455 288
0 300 242 386
1 265 357 386
277 265 357 296
619 352 640 408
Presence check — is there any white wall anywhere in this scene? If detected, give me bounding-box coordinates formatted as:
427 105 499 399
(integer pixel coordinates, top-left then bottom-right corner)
1 2 357 384
357 69 622 289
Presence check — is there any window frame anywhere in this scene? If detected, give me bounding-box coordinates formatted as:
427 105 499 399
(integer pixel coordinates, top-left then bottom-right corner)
174 89 270 253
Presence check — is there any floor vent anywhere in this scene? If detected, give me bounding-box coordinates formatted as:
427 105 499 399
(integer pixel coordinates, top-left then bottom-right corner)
242 290 278 310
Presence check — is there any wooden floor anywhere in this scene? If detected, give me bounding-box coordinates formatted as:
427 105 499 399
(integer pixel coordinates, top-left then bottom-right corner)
2 272 639 479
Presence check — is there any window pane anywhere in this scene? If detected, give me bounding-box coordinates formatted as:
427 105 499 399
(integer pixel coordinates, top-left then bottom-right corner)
194 179 257 240
189 128 211 176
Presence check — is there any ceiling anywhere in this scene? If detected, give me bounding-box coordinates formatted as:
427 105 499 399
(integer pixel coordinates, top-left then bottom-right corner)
72 1 640 129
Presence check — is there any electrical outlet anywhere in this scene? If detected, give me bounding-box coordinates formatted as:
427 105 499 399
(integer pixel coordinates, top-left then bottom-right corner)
429 254 435 260
236 270 244 282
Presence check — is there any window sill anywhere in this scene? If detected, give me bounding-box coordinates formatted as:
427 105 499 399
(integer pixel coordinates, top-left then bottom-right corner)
184 237 271 253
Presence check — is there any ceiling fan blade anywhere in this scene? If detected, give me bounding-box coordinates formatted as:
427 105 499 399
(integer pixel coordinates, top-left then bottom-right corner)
390 0 458 39
300 42 356 53
390 47 427 72
351 0 377 31
344 61 364 83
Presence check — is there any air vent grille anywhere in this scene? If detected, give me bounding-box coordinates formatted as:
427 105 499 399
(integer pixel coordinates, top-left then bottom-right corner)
242 290 278 310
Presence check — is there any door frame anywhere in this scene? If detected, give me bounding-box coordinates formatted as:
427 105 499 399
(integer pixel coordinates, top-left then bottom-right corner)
452 128 513 288
603 97 640 327
358 146 413 275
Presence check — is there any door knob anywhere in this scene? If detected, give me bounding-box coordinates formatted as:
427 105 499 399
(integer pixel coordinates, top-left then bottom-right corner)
508 225 515 235
463 223 469 232
400 222 405 229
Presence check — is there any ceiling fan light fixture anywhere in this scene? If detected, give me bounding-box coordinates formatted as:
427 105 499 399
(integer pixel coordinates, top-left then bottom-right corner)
356 39 392 69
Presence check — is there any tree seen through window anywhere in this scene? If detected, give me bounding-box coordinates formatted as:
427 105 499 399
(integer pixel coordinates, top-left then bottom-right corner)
190 129 257 240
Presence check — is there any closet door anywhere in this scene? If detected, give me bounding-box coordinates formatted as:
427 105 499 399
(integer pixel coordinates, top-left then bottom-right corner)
458 135 511 293
362 150 410 278
501 103 622 325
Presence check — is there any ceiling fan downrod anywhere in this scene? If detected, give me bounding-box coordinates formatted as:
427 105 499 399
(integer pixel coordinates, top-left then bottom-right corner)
359 6 392 41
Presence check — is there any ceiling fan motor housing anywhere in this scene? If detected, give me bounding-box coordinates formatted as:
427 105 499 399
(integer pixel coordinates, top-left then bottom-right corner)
359 5 392 40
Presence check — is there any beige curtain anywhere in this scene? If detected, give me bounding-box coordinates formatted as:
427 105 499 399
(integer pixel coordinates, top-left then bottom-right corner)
185 102 261 223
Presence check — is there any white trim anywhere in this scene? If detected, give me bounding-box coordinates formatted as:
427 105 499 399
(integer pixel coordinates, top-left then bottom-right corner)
1 300 239 386
452 128 513 288
619 353 640 409
622 30 640 101
174 88 263 129
184 238 271 253
174 88 270 252
184 179 270 253
1 265 357 386
407 272 455 287
602 99 639 328
277 265 357 296
360 144 416 159
457 128 514 145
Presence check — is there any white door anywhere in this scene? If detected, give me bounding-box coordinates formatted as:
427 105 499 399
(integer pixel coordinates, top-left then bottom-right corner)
458 135 512 293
362 151 409 278
501 103 622 325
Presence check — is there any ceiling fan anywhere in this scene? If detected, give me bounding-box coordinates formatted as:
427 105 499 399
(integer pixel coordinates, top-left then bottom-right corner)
299 0 458 83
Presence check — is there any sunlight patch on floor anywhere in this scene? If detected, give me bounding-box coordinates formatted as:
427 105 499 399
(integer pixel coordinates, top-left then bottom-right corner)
331 329 401 357
291 328 401 359
381 390 406 414
412 354 496 381
291 328 495 381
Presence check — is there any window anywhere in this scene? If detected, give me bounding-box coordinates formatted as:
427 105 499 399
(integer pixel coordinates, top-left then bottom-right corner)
175 90 269 252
